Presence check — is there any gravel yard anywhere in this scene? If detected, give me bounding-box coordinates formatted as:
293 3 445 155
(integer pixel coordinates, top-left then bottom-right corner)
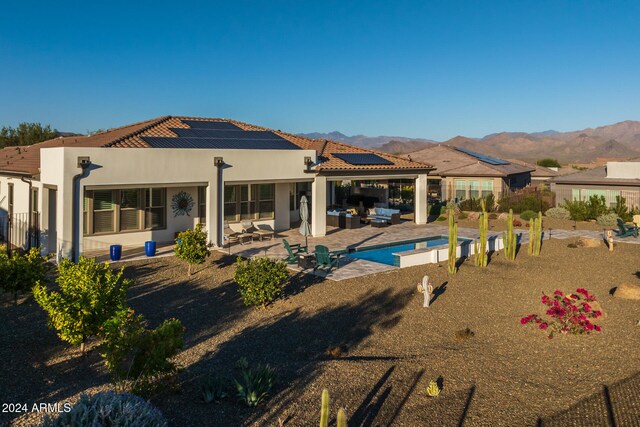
2 234 640 426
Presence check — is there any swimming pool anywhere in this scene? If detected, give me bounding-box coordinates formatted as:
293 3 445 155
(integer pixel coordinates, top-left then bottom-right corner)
344 235 468 266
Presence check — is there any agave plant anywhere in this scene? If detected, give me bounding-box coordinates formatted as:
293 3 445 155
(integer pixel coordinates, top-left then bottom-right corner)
234 359 276 407
200 373 228 403
426 380 441 398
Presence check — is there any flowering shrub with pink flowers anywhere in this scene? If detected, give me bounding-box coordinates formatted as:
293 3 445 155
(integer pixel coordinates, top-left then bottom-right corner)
521 288 602 338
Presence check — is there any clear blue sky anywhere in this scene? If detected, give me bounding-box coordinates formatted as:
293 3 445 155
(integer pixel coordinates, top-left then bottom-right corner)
1 1 639 140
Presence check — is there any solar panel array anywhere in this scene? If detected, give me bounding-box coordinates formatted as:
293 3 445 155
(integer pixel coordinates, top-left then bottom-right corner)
454 147 510 165
142 137 300 150
181 120 242 130
140 120 299 150
332 153 394 165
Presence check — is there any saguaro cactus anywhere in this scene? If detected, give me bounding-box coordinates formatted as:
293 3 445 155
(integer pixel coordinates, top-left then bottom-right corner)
503 209 517 261
474 200 488 267
528 211 543 256
320 389 347 427
448 207 458 274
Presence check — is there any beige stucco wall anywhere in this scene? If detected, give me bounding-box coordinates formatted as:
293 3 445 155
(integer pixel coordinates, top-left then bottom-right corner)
40 146 316 259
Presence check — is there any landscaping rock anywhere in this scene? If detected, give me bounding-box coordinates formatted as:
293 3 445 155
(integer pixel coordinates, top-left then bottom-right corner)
467 212 480 220
498 212 509 220
613 283 640 300
575 237 602 248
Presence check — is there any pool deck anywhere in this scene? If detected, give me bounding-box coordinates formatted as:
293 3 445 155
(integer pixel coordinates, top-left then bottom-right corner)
83 220 639 281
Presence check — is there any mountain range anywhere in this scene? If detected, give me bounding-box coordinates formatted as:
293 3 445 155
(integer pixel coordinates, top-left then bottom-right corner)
301 120 640 164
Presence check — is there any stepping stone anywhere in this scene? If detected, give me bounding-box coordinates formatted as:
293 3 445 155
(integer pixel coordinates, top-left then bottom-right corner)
613 283 640 300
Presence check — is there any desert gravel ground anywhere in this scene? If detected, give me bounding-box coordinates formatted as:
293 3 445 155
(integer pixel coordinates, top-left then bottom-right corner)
2 229 640 426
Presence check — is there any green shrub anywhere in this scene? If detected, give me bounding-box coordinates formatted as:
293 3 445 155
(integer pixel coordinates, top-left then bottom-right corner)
544 207 571 220
100 308 184 394
586 195 608 220
40 391 167 427
499 193 550 214
234 257 288 307
33 257 130 353
459 194 495 212
612 196 632 222
520 210 537 221
563 199 588 221
200 373 228 403
596 213 619 227
234 358 276 407
175 224 210 276
0 247 49 303
536 158 561 168
436 215 447 221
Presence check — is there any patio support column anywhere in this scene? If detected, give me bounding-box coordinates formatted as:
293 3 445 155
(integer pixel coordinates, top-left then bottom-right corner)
206 164 222 247
415 173 428 224
311 175 327 237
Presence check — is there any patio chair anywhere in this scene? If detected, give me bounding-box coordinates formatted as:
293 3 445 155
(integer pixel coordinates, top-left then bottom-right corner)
313 245 341 272
242 220 275 241
615 218 639 238
224 223 240 246
283 239 307 264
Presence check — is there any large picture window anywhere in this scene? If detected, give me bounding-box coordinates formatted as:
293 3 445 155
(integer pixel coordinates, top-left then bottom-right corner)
454 180 466 200
224 184 275 223
84 188 166 235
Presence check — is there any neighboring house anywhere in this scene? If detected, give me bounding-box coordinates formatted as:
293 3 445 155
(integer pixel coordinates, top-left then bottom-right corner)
506 159 559 187
0 116 432 259
551 161 640 208
407 145 534 202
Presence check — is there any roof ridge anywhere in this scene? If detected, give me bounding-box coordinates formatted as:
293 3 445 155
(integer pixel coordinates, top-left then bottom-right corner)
102 116 172 147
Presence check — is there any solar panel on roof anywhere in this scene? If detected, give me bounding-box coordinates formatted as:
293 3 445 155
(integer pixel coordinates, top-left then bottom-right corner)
142 136 300 150
332 153 394 165
171 128 285 140
181 120 242 130
454 147 510 165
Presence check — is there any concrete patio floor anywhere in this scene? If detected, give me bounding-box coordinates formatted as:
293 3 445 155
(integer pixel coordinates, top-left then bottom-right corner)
81 220 640 281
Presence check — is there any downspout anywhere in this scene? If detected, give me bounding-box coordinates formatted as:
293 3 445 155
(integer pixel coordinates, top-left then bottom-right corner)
214 157 224 247
20 177 32 250
72 157 92 262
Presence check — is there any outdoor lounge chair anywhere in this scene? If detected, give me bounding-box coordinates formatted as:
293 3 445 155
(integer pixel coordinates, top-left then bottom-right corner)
241 220 275 241
615 218 639 238
313 245 341 271
283 239 307 264
223 223 240 246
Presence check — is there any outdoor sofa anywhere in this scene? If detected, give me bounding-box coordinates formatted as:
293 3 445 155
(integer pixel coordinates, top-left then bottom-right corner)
326 210 361 229
367 207 401 225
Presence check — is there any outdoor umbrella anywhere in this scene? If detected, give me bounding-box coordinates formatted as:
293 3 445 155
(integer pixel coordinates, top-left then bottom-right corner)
299 195 312 248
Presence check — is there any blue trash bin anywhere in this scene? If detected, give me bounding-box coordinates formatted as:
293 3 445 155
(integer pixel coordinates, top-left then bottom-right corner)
145 241 156 257
110 244 122 261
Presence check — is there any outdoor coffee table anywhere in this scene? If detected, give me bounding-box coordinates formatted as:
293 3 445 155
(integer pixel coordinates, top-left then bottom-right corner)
238 233 254 244
298 253 316 269
370 219 388 228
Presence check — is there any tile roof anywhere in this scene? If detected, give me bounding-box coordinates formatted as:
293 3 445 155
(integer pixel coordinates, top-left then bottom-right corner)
0 116 432 176
506 159 559 178
553 166 640 186
407 144 533 177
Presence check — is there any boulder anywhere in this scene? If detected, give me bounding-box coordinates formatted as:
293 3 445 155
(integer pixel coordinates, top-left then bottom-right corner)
613 283 640 300
575 237 602 248
498 213 509 220
467 212 480 220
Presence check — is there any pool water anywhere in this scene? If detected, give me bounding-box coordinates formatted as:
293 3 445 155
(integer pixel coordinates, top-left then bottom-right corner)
345 236 461 266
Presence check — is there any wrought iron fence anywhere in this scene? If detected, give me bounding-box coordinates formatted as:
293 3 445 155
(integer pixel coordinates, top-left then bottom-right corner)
0 212 40 253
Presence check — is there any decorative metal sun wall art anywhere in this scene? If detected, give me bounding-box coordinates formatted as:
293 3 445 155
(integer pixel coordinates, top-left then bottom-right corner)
171 191 194 217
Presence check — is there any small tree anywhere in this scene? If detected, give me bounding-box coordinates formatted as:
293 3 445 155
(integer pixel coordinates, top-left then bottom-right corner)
536 158 561 168
235 257 288 307
175 224 210 276
100 308 184 394
0 247 50 304
33 257 130 353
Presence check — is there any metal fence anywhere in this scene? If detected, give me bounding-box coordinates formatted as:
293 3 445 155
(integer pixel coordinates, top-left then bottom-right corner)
0 212 40 253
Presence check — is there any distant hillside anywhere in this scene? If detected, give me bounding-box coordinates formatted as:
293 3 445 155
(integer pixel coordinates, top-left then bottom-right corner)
302 120 640 164
437 121 640 164
297 131 435 151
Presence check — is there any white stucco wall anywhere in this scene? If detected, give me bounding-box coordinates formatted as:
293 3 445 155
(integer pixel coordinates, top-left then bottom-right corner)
606 162 640 179
40 146 316 259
